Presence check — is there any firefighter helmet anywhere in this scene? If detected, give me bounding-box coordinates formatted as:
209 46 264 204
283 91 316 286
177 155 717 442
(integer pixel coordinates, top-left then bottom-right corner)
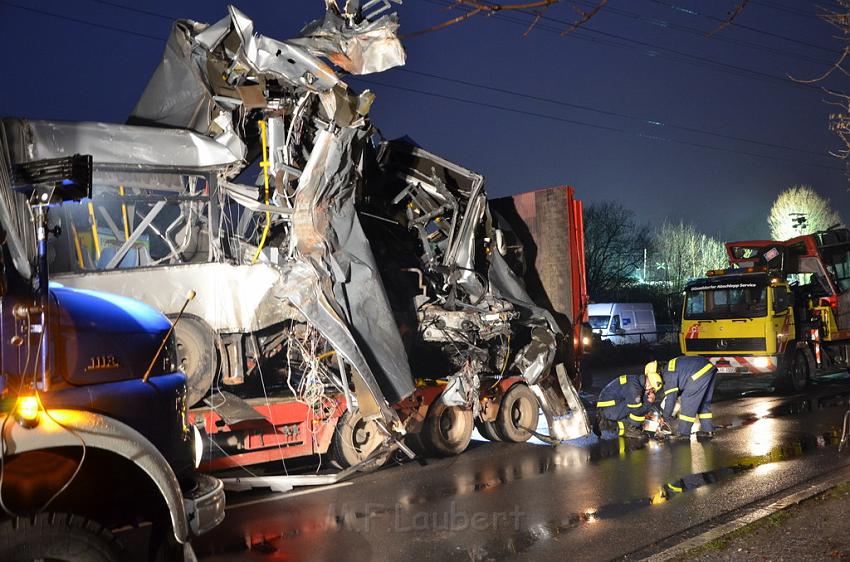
644 361 662 391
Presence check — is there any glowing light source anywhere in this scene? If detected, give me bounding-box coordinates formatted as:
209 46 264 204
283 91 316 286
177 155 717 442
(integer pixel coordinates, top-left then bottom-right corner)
192 425 204 468
752 356 770 369
15 395 40 427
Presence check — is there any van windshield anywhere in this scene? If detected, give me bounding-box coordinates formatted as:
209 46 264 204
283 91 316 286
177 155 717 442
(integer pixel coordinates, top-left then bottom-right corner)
589 315 610 329
685 282 767 320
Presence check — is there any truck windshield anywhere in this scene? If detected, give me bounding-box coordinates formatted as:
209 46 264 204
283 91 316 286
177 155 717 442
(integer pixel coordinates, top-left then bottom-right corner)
685 283 768 320
589 315 610 329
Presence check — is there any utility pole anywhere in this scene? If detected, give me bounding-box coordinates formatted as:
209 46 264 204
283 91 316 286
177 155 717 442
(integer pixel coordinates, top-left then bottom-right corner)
790 212 807 235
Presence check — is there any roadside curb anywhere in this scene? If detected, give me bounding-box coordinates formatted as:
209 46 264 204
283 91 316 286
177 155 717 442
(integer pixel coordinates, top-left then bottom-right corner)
642 467 850 561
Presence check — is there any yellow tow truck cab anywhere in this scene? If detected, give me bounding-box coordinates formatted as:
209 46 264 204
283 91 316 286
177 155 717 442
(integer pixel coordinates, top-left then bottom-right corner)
680 228 850 391
680 271 794 375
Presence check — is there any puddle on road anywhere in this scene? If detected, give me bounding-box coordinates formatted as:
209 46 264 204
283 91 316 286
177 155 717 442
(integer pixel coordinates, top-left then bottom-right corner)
452 430 843 561
200 386 850 560
199 429 844 561
722 390 850 429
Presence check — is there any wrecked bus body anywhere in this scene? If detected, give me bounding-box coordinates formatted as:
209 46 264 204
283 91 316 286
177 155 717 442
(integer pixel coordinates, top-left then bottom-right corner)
2 2 588 475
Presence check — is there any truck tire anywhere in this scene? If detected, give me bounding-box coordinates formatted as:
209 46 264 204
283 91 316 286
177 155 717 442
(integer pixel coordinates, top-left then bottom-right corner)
330 410 390 470
0 513 123 562
421 402 474 457
170 316 216 407
475 420 502 442
776 349 810 393
495 384 539 443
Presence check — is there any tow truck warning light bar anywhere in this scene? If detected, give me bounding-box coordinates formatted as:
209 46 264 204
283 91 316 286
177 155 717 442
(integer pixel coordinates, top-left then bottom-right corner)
705 265 769 277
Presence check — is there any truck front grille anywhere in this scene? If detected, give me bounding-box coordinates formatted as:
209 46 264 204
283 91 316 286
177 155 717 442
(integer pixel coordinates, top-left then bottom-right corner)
685 338 766 352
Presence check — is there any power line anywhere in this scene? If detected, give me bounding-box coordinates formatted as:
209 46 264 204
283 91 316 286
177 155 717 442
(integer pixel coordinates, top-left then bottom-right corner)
750 0 821 20
398 68 831 158
355 76 844 173
7 0 843 172
647 0 840 56
53 0 832 96
84 0 178 22
571 0 833 66
423 0 822 95
1 0 165 42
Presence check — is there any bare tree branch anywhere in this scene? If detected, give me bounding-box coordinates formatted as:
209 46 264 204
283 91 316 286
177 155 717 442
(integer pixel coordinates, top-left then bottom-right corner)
584 201 648 296
820 1 850 33
790 47 850 83
523 11 543 37
561 0 609 36
791 2 850 177
706 0 750 38
404 0 561 38
403 4 485 38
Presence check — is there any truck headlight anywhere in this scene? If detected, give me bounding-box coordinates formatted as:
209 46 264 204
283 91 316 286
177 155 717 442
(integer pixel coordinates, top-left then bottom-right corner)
192 424 204 469
752 356 770 369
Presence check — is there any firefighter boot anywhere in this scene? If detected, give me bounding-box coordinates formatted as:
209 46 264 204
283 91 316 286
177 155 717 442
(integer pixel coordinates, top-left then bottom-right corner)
623 424 647 440
597 417 615 434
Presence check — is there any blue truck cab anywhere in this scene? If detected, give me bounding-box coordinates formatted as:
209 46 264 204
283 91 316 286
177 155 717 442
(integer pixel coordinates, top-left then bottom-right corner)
0 151 224 560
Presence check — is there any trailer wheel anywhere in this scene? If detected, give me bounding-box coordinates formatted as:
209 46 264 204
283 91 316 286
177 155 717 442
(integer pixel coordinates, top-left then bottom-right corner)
422 402 474 456
330 410 390 470
170 316 216 407
0 512 123 562
777 349 810 392
495 384 539 443
475 420 502 442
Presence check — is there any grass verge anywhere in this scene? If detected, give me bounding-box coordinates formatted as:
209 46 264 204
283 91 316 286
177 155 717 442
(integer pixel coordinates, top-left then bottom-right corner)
676 481 850 560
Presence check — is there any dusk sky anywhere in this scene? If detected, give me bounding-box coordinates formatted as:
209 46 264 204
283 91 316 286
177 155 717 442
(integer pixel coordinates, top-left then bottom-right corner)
1 0 847 240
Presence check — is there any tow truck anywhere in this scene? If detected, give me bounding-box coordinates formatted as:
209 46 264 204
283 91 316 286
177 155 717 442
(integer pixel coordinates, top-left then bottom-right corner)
680 227 850 390
0 149 224 560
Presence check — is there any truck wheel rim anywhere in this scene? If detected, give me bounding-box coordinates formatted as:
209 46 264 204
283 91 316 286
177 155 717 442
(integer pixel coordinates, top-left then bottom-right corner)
510 395 534 432
438 408 465 442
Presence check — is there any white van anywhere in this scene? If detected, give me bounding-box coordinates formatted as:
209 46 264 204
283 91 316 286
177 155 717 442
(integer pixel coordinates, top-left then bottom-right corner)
587 303 657 345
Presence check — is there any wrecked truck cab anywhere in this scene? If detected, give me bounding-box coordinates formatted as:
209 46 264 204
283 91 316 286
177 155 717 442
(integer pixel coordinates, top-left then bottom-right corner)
0 147 224 560
365 141 591 445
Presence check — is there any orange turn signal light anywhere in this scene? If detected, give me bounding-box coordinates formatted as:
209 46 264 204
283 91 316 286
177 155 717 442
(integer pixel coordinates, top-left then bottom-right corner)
15 395 40 427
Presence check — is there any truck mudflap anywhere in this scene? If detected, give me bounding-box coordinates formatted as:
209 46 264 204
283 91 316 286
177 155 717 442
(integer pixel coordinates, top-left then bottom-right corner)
1 408 206 544
710 356 777 374
529 364 590 442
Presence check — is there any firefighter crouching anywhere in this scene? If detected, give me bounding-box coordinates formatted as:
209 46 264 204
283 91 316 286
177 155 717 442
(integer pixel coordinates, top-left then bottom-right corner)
594 372 662 439
650 356 717 441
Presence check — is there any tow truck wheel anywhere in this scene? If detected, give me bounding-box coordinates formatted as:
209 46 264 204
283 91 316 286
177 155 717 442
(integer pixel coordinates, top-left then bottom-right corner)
330 410 390 470
777 349 810 392
422 402 474 456
170 316 216 407
475 420 502 442
0 512 123 562
495 384 539 443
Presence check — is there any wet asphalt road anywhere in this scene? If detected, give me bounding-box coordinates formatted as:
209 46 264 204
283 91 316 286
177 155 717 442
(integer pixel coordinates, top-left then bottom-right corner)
194 370 850 562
